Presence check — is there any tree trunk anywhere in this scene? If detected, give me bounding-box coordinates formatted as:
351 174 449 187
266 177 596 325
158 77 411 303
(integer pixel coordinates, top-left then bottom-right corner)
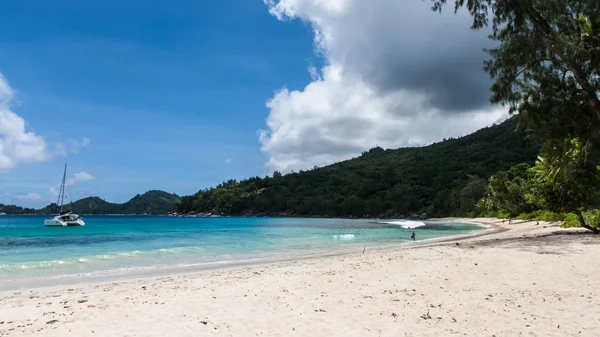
567 61 600 122
576 210 599 233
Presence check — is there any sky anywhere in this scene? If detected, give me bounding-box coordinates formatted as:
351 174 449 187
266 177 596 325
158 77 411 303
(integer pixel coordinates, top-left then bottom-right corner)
0 0 507 208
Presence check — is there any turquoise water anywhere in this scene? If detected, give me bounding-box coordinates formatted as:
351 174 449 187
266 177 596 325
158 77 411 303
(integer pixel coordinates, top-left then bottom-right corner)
0 216 483 289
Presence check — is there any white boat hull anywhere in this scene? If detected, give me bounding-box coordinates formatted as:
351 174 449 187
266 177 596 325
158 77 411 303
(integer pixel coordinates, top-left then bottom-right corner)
45 164 86 227
44 216 85 227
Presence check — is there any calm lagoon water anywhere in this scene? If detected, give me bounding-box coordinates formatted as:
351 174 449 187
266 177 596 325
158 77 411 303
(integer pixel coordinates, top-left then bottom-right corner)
0 216 484 289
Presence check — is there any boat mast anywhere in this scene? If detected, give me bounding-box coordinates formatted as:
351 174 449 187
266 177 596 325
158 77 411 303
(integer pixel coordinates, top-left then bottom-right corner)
56 163 67 214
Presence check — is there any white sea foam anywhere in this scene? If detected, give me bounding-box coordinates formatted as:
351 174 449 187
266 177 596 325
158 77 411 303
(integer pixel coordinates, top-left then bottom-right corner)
333 234 355 240
379 220 427 229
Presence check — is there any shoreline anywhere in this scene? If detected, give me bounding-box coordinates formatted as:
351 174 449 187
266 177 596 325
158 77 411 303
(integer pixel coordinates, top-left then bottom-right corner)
2 218 598 336
1 219 494 292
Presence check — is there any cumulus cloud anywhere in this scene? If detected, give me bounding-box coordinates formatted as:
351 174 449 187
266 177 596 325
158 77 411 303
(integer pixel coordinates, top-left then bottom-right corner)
48 171 96 198
0 73 48 171
55 137 90 157
66 171 95 186
261 0 507 172
16 193 42 201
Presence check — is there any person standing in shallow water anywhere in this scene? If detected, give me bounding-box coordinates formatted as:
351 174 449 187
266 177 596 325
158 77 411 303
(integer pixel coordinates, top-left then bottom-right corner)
411 231 416 241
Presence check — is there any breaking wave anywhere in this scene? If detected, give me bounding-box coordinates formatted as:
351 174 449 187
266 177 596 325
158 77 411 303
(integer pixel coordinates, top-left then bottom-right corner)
379 220 427 229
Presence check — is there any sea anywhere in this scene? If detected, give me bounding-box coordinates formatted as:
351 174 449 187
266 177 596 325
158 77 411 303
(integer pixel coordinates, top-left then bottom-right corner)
0 215 485 290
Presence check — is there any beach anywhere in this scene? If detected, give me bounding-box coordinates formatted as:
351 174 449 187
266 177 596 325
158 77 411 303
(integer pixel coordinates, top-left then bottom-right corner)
1 218 598 336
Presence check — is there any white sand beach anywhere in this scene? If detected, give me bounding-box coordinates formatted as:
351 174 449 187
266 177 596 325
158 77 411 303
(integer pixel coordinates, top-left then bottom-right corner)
1 218 599 336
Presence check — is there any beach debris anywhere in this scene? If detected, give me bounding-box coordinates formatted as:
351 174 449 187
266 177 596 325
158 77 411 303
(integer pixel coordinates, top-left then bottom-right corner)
141 286 147 290
391 313 398 318
78 299 88 303
200 321 208 325
456 242 460 245
314 309 327 312
46 320 59 325
420 310 432 320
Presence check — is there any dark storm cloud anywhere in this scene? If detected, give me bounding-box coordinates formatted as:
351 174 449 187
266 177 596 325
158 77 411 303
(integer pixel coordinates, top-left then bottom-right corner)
315 0 496 112
261 0 507 172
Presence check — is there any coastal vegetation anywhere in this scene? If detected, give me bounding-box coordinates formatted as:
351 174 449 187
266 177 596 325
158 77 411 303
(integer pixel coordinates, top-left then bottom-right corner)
5 1 599 232
177 118 540 218
176 0 600 232
0 190 180 215
430 0 600 231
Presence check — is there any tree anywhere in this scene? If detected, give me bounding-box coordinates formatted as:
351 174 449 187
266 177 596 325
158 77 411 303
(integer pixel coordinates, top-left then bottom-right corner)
431 0 600 140
528 139 600 232
458 175 487 215
175 119 538 217
431 0 600 156
432 0 600 230
478 163 536 216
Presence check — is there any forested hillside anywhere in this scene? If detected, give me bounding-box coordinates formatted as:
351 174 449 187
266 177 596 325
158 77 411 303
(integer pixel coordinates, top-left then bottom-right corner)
177 118 540 218
1 190 180 215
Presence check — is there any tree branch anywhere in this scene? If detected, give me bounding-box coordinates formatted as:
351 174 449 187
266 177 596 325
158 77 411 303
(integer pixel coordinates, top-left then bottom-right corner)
523 4 600 122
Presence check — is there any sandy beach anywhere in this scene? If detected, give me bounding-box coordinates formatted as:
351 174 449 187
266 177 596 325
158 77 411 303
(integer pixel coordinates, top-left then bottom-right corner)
1 218 598 336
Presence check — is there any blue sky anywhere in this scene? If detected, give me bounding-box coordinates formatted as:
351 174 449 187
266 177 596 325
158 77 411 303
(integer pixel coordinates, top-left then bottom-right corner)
1 1 504 208
0 0 317 207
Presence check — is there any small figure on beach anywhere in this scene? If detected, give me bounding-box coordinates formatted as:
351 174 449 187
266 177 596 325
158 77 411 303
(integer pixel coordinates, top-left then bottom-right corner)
508 217 512 224
536 220 539 225
411 231 416 241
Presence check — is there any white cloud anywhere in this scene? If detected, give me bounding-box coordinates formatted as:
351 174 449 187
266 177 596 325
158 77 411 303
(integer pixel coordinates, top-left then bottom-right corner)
261 0 507 172
55 137 90 157
225 158 233 164
66 171 95 186
48 186 58 197
16 193 42 201
48 171 96 199
0 73 48 171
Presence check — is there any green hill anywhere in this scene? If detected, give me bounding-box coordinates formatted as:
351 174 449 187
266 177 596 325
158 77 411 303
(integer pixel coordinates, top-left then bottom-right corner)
177 118 540 218
119 190 182 214
38 197 119 215
0 204 36 214
3 190 181 215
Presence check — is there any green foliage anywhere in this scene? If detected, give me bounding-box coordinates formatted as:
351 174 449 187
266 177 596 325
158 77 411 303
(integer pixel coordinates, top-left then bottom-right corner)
119 190 181 214
32 190 180 215
477 163 536 216
563 210 600 229
432 1 600 156
528 139 600 216
563 213 580 228
516 210 568 222
0 204 37 214
178 119 539 217
432 0 600 232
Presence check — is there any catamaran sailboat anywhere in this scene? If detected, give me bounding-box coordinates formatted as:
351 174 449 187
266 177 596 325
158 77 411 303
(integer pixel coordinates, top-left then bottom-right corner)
44 164 85 227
